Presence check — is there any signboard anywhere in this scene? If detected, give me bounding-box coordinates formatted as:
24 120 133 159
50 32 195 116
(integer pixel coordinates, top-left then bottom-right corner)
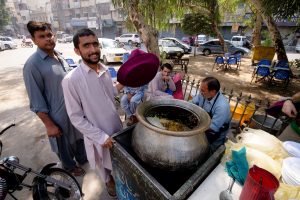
87 20 98 29
71 18 87 27
231 24 239 33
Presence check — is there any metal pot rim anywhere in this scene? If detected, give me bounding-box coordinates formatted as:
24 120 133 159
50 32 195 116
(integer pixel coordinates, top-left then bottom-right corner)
135 99 211 136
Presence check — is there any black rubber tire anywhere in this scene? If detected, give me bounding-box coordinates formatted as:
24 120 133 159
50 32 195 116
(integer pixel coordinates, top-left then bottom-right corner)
203 49 211 56
235 51 244 56
33 167 83 200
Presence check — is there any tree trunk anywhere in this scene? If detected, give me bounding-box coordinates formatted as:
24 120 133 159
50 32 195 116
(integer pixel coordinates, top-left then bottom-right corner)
128 0 160 58
252 12 262 47
250 0 288 61
211 19 227 52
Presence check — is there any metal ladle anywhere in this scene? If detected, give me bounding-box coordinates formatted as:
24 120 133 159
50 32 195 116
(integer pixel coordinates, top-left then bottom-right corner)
219 178 235 200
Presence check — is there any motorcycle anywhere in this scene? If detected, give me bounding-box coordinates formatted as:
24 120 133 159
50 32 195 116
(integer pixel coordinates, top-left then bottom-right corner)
21 40 33 48
0 124 83 200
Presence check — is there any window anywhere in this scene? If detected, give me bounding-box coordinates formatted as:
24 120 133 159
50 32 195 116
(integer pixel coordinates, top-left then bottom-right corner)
134 35 139 38
232 37 240 41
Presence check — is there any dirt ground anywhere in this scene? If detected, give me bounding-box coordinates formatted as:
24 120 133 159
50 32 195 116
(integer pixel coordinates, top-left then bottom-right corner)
181 54 300 103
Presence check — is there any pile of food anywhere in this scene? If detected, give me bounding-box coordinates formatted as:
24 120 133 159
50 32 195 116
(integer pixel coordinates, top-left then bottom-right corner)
146 116 191 131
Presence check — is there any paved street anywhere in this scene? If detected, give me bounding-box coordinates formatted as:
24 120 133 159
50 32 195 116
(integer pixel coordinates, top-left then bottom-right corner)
0 41 114 200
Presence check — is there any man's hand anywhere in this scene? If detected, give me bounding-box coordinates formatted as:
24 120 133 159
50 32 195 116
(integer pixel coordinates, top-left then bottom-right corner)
102 137 115 149
46 124 62 138
282 100 297 118
162 75 170 82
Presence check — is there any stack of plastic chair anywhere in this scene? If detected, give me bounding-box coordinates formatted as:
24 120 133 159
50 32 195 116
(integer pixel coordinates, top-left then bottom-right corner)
212 56 225 71
270 60 291 87
251 59 272 83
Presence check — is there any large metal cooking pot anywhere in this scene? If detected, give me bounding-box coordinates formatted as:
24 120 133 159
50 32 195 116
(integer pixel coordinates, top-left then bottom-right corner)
132 99 211 171
249 114 283 136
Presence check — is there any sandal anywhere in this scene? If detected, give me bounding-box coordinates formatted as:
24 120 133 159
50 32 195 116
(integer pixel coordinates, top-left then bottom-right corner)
67 166 86 177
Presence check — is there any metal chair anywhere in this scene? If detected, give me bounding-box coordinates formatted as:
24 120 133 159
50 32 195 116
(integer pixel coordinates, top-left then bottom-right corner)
251 59 272 83
212 56 225 71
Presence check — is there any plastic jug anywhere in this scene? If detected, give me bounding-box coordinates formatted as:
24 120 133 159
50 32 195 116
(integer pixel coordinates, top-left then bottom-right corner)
239 165 279 200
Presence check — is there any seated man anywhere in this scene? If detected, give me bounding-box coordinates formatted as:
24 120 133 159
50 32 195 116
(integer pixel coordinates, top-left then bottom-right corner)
145 63 176 100
121 85 147 126
192 77 231 152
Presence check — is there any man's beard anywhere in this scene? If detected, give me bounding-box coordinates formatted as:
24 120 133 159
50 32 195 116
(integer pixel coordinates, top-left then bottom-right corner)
81 53 100 65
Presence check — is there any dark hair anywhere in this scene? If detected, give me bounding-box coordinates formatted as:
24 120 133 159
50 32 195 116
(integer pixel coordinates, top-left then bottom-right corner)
160 63 173 71
73 28 96 48
202 77 220 92
27 21 52 37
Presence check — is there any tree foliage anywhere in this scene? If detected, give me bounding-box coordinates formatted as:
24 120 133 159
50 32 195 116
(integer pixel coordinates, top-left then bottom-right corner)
261 0 300 19
0 0 10 32
181 13 213 36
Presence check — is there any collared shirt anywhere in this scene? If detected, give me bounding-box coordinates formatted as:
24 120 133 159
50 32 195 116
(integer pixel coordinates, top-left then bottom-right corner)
62 62 122 145
192 91 230 132
23 48 82 152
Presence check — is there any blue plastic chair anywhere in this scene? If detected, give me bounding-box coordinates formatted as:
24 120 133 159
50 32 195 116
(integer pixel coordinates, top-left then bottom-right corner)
270 60 290 87
212 56 225 71
108 67 117 82
251 59 272 83
65 58 77 68
227 56 238 69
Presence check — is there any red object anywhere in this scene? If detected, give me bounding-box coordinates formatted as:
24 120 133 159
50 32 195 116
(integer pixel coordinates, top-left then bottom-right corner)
172 73 184 100
117 49 159 87
239 165 279 200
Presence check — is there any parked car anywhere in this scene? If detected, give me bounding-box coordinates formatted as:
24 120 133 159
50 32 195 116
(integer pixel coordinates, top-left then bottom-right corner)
57 34 73 43
98 38 129 64
230 35 251 49
0 41 5 51
159 39 184 59
0 36 18 49
197 34 207 45
163 37 191 54
115 34 141 46
198 39 250 56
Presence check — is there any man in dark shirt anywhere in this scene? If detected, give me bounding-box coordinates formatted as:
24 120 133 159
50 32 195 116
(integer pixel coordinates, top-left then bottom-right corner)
23 21 87 176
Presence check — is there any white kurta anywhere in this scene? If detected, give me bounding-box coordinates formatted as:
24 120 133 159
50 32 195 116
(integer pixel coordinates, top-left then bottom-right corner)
62 62 122 182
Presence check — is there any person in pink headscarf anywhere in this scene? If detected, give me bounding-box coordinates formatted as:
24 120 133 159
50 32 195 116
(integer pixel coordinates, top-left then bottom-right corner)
172 71 185 100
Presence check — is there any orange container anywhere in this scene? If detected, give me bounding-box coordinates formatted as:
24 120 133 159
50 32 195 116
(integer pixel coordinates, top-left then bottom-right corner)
230 103 255 125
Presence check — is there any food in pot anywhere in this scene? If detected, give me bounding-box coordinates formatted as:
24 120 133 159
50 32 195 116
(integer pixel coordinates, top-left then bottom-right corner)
146 116 191 131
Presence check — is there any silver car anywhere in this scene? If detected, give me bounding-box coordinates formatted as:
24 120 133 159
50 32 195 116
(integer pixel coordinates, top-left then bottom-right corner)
198 39 250 56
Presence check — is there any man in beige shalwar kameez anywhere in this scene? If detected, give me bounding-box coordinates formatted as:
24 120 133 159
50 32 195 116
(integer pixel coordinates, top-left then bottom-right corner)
62 28 123 197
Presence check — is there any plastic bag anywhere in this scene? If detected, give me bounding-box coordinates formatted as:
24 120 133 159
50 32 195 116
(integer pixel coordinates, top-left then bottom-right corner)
237 128 289 161
275 183 300 200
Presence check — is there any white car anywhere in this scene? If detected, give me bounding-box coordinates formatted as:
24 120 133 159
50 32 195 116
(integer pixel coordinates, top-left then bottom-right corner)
115 34 141 45
197 34 207 45
231 36 247 47
0 36 18 49
98 38 129 64
162 37 192 54
159 39 184 59
0 41 5 51
58 34 73 43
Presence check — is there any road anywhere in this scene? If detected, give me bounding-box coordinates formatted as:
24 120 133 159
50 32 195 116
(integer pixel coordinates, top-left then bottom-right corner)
0 41 114 200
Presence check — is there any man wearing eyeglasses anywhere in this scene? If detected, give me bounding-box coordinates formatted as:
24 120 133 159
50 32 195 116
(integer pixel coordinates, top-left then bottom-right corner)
23 21 87 176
